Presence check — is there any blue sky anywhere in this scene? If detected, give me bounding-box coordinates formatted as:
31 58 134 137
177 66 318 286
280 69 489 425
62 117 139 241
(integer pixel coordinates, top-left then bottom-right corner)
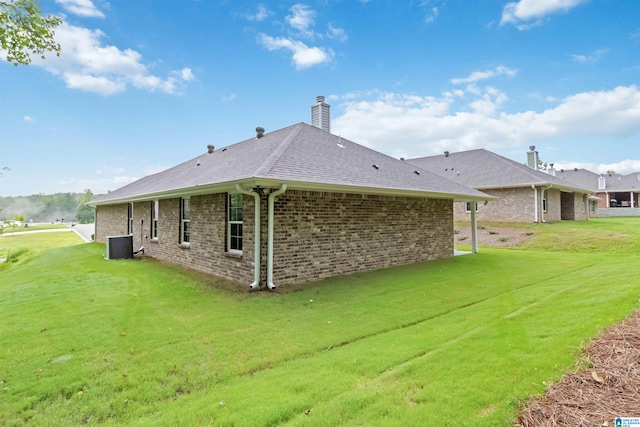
1 0 639 196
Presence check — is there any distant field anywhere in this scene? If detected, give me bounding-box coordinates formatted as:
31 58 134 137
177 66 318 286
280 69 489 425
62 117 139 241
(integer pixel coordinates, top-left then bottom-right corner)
1 218 639 426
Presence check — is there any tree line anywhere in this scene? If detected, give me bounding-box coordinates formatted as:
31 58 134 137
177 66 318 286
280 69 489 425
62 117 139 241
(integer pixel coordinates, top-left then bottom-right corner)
0 189 96 224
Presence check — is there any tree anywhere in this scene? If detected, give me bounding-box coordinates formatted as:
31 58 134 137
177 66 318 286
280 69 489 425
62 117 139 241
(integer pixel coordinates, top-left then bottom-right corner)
0 0 61 66
75 189 95 224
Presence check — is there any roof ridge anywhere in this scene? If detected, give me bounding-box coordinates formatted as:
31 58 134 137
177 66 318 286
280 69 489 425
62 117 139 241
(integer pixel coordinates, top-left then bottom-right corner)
254 122 306 178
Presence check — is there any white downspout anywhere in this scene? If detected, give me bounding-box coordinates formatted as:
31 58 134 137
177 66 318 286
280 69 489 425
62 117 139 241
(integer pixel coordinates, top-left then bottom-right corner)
235 184 261 289
532 185 539 223
267 184 287 290
470 200 478 254
540 185 552 223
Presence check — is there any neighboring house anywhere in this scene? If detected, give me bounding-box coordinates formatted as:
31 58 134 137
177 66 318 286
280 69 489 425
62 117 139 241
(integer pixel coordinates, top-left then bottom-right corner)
556 168 640 217
89 115 491 289
406 147 593 223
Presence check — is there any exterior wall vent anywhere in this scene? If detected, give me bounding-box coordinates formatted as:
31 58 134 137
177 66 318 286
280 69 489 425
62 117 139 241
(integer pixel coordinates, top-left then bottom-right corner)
598 174 606 190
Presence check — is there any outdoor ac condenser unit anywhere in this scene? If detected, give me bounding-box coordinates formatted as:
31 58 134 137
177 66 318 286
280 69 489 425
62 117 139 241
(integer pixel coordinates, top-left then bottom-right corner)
105 235 133 260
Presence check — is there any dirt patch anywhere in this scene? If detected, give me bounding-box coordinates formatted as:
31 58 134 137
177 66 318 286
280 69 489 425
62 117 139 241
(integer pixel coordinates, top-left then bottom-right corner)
454 224 535 248
517 309 640 426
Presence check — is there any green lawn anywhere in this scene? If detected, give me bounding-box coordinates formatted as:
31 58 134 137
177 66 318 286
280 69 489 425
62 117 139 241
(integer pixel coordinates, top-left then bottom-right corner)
1 218 639 426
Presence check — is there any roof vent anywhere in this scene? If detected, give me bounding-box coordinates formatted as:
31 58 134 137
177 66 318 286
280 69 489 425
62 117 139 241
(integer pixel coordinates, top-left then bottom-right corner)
372 164 379 170
414 170 420 175
207 144 215 154
444 151 449 157
256 127 265 139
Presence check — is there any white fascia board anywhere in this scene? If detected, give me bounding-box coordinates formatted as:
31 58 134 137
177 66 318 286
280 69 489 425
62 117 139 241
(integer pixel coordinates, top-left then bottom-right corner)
88 178 495 207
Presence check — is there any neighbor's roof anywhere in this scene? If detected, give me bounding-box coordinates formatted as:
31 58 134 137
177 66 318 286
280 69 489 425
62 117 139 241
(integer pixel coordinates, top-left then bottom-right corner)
90 123 492 206
406 149 592 193
556 168 640 192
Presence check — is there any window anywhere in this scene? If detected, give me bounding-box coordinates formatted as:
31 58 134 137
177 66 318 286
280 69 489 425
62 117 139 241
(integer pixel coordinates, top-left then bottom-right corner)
180 198 190 244
542 190 548 213
151 200 158 239
128 203 134 234
465 201 479 212
228 193 243 253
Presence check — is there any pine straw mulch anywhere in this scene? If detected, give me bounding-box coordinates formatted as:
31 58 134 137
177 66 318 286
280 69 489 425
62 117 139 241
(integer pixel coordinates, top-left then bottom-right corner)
517 309 640 426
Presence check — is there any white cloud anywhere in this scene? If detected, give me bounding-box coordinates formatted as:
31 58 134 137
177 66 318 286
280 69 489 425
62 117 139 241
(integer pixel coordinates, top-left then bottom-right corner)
420 1 443 24
58 175 139 194
246 5 272 21
286 4 317 38
178 68 195 81
555 160 640 175
451 65 518 85
327 23 348 42
331 85 640 160
570 49 608 63
23 116 35 123
55 0 105 18
500 0 587 29
258 34 333 69
33 22 192 95
221 93 236 103
96 166 125 175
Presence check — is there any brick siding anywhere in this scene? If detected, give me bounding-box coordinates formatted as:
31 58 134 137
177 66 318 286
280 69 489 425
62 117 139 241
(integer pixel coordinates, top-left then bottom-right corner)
453 187 588 223
95 190 454 287
270 190 453 286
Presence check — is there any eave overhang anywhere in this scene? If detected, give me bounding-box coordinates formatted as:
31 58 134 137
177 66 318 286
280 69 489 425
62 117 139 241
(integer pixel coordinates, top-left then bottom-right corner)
88 177 495 207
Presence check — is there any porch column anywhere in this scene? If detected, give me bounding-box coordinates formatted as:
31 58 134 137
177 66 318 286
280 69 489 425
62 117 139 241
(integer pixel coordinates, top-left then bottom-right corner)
470 201 478 253
631 192 635 208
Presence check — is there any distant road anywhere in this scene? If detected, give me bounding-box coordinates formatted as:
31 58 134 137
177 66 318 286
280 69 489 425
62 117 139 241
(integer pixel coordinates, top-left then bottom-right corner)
1 224 95 243
72 223 95 242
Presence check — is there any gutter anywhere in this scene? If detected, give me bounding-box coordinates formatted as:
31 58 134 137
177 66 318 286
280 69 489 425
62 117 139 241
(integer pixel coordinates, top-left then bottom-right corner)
235 184 261 290
267 184 287 290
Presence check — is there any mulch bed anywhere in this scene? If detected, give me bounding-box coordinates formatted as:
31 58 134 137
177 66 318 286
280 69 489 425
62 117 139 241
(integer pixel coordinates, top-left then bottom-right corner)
517 309 640 426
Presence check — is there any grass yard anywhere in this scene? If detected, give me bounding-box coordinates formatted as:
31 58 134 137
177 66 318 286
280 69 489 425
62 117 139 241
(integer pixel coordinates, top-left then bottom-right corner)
0 231 83 265
1 218 639 426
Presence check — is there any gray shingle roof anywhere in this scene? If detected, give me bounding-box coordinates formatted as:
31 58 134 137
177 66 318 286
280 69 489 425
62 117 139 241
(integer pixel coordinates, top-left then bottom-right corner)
90 123 491 206
406 149 592 193
556 168 640 192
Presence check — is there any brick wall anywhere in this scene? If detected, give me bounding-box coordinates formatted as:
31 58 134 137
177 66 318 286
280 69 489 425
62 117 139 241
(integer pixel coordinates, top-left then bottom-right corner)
270 190 453 286
453 187 587 223
96 190 454 287
143 195 254 284
453 188 536 222
95 203 129 241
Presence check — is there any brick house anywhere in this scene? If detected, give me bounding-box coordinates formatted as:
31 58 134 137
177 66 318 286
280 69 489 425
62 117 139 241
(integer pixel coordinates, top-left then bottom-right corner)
89 121 491 289
406 147 593 223
556 168 640 217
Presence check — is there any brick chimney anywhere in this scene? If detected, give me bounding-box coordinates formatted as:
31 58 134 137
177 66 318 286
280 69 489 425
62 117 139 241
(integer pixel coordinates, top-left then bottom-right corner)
526 146 539 170
311 96 330 133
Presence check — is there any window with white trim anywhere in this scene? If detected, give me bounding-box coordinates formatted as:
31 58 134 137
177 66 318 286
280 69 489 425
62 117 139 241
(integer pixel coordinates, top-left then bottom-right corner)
542 190 548 213
151 200 158 239
180 198 190 244
227 193 243 253
465 201 479 212
127 203 134 234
